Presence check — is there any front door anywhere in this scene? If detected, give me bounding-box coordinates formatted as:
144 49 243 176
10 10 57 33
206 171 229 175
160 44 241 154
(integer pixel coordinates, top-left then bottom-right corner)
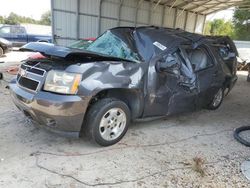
143 50 197 117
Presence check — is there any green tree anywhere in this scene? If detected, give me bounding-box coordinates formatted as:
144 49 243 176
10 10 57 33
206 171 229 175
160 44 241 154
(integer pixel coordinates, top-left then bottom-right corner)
4 12 19 24
204 19 234 38
233 3 250 40
3 12 38 24
0 16 4 24
39 11 51 25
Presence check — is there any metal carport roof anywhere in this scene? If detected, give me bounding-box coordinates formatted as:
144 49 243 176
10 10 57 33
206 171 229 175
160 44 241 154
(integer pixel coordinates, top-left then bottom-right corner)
149 0 250 15
51 0 250 46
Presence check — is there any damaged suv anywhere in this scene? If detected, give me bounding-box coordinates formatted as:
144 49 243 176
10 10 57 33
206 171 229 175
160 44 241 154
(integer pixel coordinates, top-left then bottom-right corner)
9 27 238 146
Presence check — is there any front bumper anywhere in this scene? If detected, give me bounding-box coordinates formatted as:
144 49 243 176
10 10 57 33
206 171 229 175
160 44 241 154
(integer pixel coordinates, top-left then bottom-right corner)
9 83 89 137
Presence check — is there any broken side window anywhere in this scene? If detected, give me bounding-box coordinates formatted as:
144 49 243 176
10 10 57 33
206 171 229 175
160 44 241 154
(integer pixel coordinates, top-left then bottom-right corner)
157 49 197 90
186 48 213 72
157 52 181 75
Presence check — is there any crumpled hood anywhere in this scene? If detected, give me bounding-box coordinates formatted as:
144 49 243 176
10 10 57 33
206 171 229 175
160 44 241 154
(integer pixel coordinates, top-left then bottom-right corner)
20 42 134 62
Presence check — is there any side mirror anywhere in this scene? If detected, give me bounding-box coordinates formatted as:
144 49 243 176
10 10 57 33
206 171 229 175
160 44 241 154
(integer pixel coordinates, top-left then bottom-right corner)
0 72 3 80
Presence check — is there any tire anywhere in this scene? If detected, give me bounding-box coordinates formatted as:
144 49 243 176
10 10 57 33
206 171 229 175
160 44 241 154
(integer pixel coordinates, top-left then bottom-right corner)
0 46 3 57
207 88 224 110
84 98 130 146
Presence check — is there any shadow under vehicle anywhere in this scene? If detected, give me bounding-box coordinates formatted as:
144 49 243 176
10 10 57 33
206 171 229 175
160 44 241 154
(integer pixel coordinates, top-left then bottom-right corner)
9 27 238 146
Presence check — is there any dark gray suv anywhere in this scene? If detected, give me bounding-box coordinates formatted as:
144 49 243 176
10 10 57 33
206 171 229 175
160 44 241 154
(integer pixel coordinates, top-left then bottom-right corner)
9 27 238 146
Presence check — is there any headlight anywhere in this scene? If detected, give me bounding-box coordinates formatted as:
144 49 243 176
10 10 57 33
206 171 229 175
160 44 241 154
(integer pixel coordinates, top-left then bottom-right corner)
44 70 82 94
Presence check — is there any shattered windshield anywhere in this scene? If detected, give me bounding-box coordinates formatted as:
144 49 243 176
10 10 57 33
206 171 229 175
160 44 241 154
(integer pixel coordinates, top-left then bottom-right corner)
69 39 93 50
86 30 140 63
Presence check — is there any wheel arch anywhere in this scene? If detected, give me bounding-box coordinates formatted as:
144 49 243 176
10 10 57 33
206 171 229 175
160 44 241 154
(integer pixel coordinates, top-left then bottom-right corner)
87 88 144 120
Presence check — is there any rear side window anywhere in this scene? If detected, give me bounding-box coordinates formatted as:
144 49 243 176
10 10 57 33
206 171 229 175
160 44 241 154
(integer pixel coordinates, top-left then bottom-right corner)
186 48 213 71
11 26 26 34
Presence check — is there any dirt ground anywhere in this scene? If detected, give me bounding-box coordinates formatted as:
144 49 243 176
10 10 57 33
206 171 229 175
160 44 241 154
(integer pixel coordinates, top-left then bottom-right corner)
0 52 250 188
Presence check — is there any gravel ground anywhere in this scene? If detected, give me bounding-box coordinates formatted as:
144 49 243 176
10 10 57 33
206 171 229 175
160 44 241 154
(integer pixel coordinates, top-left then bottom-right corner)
0 52 250 188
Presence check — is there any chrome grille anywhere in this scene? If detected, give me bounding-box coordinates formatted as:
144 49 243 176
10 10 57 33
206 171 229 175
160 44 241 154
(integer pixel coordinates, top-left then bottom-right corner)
20 63 45 76
17 62 46 92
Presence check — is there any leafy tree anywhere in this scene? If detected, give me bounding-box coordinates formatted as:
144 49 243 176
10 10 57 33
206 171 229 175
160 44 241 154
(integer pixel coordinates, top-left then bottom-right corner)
4 12 37 24
4 12 19 24
39 11 51 25
0 12 51 26
204 19 234 38
233 3 250 41
0 16 4 24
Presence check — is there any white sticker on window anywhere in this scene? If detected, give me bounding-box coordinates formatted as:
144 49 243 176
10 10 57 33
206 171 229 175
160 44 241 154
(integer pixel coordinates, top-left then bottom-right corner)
153 41 167 51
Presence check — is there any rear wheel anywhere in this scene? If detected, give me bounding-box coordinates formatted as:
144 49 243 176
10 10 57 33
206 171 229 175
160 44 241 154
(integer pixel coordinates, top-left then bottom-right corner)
0 46 3 57
207 88 224 110
85 98 130 146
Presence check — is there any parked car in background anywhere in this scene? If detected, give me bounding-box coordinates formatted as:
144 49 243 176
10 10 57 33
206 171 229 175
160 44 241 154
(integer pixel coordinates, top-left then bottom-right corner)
0 24 52 47
0 37 12 57
10 27 238 146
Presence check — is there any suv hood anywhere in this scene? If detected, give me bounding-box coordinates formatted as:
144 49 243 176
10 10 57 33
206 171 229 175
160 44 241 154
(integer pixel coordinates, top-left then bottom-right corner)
20 42 134 62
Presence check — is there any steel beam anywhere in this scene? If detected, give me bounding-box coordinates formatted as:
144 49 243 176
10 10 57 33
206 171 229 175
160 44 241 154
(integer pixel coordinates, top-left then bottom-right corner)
98 0 104 35
153 0 162 10
161 5 167 27
184 11 188 31
202 15 206 34
76 0 80 40
51 0 56 43
193 13 198 33
173 8 177 28
117 0 124 26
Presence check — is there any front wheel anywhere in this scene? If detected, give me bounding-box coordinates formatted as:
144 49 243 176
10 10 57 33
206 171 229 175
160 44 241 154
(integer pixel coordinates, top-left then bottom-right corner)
207 88 224 110
84 98 130 146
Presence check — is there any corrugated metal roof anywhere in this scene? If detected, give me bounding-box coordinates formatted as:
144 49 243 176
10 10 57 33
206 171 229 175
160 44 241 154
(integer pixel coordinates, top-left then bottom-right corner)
149 0 250 15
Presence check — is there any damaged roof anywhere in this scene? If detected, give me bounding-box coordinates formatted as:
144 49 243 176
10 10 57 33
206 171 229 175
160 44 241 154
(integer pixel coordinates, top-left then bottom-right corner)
147 0 250 15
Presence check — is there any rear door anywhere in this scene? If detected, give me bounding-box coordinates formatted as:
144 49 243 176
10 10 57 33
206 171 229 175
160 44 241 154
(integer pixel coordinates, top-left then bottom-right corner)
186 46 223 108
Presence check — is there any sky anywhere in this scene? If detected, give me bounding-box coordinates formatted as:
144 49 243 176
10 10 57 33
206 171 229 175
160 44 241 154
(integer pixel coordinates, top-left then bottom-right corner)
206 8 234 21
0 0 50 20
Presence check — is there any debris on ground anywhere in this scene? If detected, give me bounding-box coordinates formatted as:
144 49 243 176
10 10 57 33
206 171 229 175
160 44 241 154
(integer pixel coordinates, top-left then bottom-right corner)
192 157 206 177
